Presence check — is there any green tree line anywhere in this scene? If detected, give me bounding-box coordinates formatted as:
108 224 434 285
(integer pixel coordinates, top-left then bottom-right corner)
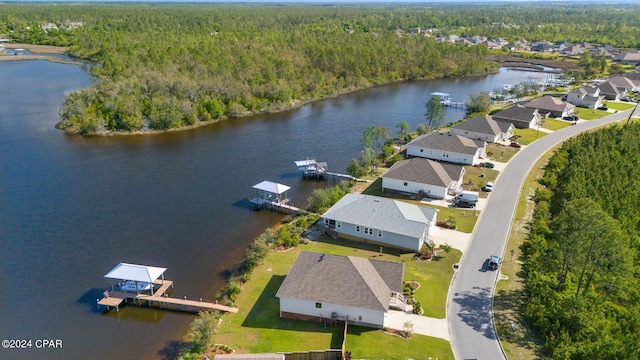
522 123 640 359
2 4 640 134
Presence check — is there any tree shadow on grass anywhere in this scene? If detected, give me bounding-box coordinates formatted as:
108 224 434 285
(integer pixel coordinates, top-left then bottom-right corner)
493 287 545 358
313 233 412 258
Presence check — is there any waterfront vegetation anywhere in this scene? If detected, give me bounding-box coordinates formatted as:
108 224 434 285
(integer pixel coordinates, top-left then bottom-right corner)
2 3 640 134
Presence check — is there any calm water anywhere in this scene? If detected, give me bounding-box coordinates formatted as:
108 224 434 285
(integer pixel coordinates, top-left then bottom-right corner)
0 59 537 359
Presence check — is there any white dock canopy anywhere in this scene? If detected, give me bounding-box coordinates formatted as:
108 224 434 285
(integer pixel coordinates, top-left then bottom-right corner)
252 180 291 195
104 263 166 283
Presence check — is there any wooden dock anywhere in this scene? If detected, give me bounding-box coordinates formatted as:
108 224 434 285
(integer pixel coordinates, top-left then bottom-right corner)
250 197 305 215
97 279 238 314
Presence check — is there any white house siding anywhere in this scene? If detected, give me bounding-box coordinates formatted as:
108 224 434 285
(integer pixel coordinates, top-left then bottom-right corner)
382 177 448 199
334 221 426 251
449 129 500 143
279 297 385 328
406 146 478 165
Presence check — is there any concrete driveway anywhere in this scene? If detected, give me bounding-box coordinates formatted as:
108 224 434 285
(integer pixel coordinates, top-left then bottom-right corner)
386 307 450 341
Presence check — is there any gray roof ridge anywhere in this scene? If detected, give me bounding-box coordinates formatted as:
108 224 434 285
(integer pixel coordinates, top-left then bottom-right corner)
348 256 390 311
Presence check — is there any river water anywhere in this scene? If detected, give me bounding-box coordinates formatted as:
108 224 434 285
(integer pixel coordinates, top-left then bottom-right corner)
0 59 537 359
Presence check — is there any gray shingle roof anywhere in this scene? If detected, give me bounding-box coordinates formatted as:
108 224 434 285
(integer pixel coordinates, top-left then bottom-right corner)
276 251 404 312
524 96 574 113
382 157 464 187
450 115 513 135
407 132 485 155
492 104 538 126
322 194 437 239
597 81 621 96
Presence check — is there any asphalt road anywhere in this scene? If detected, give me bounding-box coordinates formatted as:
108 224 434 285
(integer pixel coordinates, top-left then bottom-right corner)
446 106 639 360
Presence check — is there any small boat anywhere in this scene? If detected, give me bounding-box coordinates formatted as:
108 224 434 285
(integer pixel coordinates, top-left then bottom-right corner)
118 280 153 292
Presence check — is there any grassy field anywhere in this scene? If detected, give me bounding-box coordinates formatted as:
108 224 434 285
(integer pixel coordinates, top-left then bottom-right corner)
486 143 519 162
605 101 636 111
574 107 609 120
513 128 548 144
211 235 458 359
541 117 571 130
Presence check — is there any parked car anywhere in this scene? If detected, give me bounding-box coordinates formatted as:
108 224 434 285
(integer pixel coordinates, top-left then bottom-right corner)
480 162 495 168
597 106 608 111
510 141 522 148
453 199 476 208
488 255 501 271
562 115 579 121
483 182 494 192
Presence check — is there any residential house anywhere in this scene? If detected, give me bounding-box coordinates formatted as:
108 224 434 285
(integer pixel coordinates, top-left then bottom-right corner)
613 50 640 64
531 40 554 52
449 115 515 143
321 193 437 252
406 132 486 165
381 157 465 199
566 85 604 108
596 81 623 101
276 251 405 329
608 75 640 93
523 96 576 119
492 104 542 129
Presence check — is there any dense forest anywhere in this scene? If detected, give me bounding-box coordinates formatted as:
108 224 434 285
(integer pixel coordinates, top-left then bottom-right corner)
523 122 640 359
1 3 639 134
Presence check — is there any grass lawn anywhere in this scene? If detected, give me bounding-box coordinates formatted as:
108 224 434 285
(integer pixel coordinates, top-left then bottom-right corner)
574 107 609 120
605 101 636 111
486 143 519 162
542 117 571 130
513 128 548 144
462 166 499 196
213 235 458 360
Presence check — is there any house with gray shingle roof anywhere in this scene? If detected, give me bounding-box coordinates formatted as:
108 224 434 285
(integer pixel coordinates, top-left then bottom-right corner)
406 132 486 165
321 194 437 252
608 75 640 93
492 104 542 129
449 115 515 143
566 85 604 109
523 96 575 119
596 80 623 101
276 251 405 328
613 50 640 64
382 157 465 199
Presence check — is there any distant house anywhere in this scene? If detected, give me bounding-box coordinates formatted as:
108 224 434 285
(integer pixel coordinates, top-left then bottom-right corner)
406 132 486 165
596 81 623 101
492 104 542 129
566 85 604 108
276 251 405 329
608 75 640 93
613 50 640 64
531 40 554 52
449 115 515 143
321 194 437 252
523 96 575 119
381 157 465 199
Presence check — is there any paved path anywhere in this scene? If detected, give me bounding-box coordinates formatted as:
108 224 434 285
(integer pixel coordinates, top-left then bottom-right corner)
386 308 450 341
447 107 638 360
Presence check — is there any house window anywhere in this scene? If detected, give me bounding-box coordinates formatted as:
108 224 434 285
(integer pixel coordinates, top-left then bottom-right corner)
336 221 342 228
364 227 373 235
403 182 408 187
378 230 383 237
420 149 424 152
316 302 322 309
356 225 360 232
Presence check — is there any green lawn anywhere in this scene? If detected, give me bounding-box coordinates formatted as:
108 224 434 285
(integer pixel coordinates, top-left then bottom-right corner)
574 107 609 120
213 236 458 359
486 143 519 162
542 117 571 130
427 206 479 233
463 165 499 196
513 128 548 144
605 101 636 111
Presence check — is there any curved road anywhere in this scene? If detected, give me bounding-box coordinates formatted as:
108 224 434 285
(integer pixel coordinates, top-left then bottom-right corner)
447 107 638 360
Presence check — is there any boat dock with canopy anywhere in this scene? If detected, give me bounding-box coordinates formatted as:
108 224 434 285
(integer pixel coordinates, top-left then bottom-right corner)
97 263 237 314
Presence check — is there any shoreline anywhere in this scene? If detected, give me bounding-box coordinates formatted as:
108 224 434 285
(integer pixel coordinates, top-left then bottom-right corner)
0 43 81 65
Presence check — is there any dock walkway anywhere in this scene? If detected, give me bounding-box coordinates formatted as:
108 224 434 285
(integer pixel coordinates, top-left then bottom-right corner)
97 279 238 314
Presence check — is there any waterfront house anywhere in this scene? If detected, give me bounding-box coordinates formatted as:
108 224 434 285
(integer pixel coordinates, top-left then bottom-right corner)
449 115 515 143
566 85 604 108
406 132 486 165
492 104 542 129
321 193 437 252
276 251 405 329
381 157 465 199
523 96 575 119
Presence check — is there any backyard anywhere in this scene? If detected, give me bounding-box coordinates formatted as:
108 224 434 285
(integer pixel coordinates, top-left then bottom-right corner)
210 234 458 359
